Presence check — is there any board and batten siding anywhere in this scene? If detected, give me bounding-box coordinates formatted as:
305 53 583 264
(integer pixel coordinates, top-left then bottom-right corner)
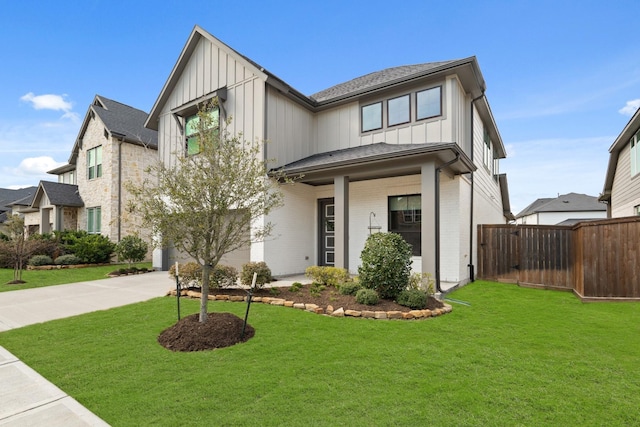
611 142 640 217
157 37 266 168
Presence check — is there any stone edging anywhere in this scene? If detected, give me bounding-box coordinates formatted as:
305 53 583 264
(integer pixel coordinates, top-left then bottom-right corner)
166 289 452 320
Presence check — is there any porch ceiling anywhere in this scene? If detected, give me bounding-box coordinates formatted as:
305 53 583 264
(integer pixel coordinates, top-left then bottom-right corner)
272 142 475 186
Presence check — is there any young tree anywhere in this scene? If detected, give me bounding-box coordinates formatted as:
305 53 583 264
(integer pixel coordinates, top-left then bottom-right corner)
129 101 288 323
4 214 27 283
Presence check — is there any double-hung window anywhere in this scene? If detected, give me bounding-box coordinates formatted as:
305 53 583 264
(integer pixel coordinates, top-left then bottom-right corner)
389 195 422 256
87 146 102 179
87 207 101 234
631 130 640 176
185 107 220 156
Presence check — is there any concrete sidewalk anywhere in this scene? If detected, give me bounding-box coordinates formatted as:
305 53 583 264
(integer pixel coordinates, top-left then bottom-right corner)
0 271 170 426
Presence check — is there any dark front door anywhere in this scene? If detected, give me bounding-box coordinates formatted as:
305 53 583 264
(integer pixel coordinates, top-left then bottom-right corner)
318 198 335 266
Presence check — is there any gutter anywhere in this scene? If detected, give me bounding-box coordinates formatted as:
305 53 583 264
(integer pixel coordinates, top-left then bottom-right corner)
434 152 461 293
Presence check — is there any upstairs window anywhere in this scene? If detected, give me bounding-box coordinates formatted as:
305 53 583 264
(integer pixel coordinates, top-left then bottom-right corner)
631 130 640 176
389 194 421 256
388 94 410 127
361 102 382 132
185 106 220 156
87 207 101 234
483 128 492 169
416 86 442 120
87 146 102 179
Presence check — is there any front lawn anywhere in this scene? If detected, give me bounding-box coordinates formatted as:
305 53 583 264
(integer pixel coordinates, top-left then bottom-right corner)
0 263 152 292
1 281 639 425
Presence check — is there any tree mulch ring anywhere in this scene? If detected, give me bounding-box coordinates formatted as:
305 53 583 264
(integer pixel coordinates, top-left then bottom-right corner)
158 312 254 352
6 280 26 285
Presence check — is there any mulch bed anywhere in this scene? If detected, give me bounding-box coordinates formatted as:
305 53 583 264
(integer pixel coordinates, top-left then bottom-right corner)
159 284 444 352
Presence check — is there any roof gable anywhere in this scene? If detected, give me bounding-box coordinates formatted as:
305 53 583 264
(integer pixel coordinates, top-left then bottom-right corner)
32 181 83 208
0 186 37 212
601 107 640 201
517 193 605 218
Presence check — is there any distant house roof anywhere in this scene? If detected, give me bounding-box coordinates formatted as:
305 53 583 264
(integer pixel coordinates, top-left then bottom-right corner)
516 193 606 218
55 95 157 172
32 181 83 208
0 186 37 214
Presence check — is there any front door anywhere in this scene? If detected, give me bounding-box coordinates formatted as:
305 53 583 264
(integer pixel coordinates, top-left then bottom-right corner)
318 198 335 266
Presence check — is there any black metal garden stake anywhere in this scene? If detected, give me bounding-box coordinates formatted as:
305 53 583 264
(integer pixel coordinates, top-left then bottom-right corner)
241 272 257 340
175 262 181 321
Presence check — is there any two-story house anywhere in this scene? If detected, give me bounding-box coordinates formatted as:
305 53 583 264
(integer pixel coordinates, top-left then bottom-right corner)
515 193 607 225
24 95 159 243
146 26 512 289
600 107 640 217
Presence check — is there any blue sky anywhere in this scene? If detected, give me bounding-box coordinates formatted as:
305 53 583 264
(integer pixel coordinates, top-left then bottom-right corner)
1 0 639 214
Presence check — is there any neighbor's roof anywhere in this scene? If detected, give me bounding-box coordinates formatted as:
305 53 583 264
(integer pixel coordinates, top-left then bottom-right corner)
32 181 83 208
0 186 37 212
59 95 157 170
516 193 606 218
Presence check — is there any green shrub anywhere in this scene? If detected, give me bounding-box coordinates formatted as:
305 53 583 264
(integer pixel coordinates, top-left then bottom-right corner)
28 254 53 266
355 288 379 305
211 264 238 289
115 235 148 266
358 232 412 299
0 233 9 242
337 281 361 296
58 231 115 264
54 254 82 265
290 282 303 292
169 262 202 288
408 272 435 295
240 261 272 289
309 282 326 297
305 266 350 287
396 288 429 309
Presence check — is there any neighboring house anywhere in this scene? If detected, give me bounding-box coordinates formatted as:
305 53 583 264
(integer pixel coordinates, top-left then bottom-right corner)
37 95 159 243
0 187 37 234
600 107 640 217
515 193 607 225
145 25 513 288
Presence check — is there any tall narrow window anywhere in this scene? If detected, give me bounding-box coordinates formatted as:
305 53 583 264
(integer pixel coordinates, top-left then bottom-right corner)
185 107 219 156
389 195 421 256
87 207 101 234
361 102 382 132
388 94 410 127
87 146 102 179
631 130 640 176
416 86 442 120
483 128 492 168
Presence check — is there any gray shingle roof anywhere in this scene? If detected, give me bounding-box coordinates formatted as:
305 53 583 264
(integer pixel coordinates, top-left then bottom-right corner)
39 181 83 207
0 187 37 212
516 193 606 218
278 142 448 173
94 95 158 148
310 61 458 103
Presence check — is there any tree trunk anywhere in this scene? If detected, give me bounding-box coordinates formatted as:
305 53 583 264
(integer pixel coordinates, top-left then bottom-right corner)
199 263 210 323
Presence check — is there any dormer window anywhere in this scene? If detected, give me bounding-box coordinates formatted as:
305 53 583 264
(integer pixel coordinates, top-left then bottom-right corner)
185 106 219 156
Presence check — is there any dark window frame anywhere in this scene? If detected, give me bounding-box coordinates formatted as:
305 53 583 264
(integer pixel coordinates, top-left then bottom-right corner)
415 86 442 121
387 94 411 127
388 194 422 256
361 101 383 133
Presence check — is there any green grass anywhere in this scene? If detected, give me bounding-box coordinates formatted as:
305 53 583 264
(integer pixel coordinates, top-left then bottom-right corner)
1 281 640 426
0 263 152 292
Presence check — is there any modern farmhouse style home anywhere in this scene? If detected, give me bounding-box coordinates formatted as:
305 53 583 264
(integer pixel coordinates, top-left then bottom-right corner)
146 25 512 289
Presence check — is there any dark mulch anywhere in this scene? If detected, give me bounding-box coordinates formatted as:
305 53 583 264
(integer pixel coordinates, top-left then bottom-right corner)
6 280 26 285
158 312 254 352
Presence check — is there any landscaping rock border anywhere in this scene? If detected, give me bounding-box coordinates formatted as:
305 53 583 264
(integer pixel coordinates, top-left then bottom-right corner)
166 289 452 320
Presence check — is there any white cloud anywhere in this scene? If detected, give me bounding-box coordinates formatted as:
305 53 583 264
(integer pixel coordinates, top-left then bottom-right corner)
618 99 640 116
20 92 79 121
15 156 65 176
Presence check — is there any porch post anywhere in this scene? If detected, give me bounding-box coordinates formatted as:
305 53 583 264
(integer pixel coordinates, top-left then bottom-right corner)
334 175 349 270
421 163 437 277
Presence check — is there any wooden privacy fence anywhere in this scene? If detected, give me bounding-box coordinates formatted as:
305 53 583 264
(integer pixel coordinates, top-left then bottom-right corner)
478 217 640 300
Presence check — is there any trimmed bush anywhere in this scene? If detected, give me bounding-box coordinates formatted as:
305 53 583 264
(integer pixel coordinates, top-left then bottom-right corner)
396 288 429 309
54 254 82 265
115 235 148 266
57 231 115 264
211 264 238 289
305 266 350 287
338 281 362 296
355 288 379 305
358 232 412 299
28 254 53 266
240 262 272 289
290 282 303 292
169 262 202 288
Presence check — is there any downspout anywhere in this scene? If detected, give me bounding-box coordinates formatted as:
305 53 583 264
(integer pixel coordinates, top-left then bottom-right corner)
435 152 460 293
468 93 485 283
118 138 123 242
